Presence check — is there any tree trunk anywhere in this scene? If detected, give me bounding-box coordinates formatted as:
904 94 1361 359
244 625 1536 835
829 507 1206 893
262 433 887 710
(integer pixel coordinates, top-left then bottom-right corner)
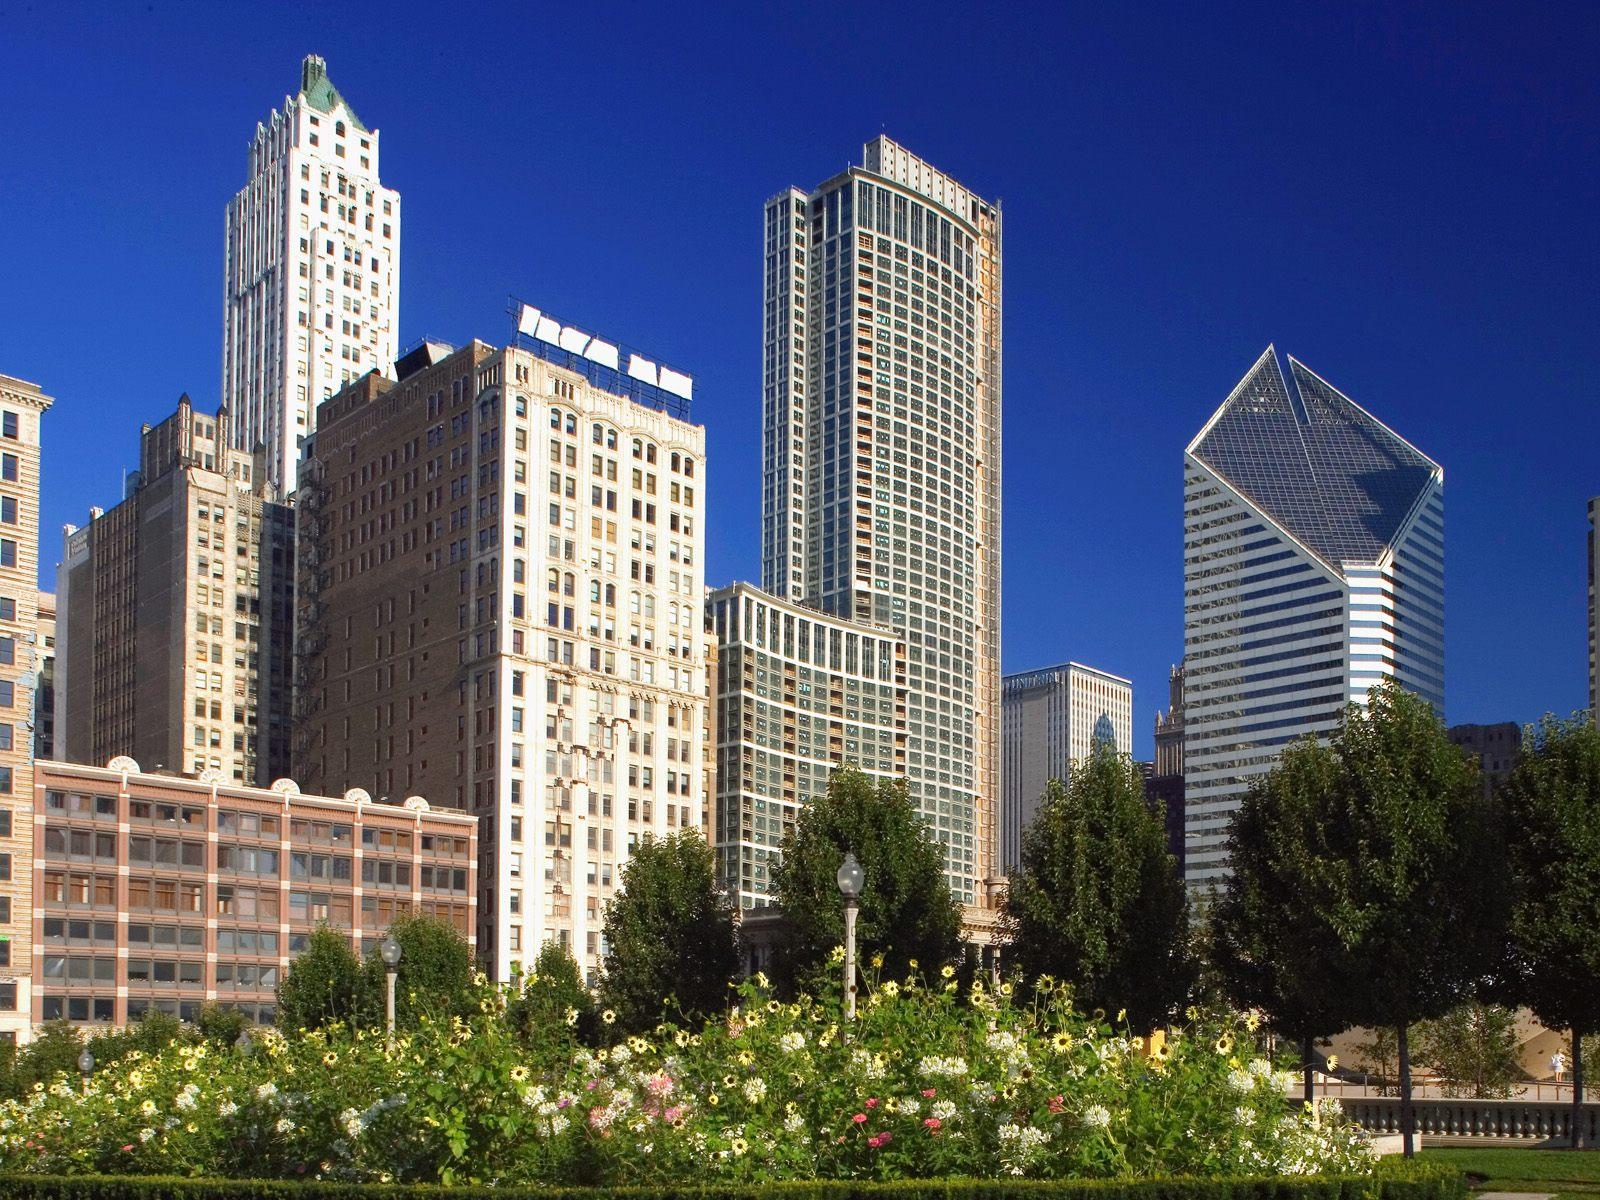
1302 1032 1315 1106
1574 1028 1586 1151
1397 1023 1415 1158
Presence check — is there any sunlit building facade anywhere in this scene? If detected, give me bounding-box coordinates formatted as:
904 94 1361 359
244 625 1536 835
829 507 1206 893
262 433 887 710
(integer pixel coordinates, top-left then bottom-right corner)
1182 347 1444 887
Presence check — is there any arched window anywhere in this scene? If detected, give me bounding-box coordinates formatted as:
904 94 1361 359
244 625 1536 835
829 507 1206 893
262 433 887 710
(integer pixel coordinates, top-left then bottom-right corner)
550 408 563 430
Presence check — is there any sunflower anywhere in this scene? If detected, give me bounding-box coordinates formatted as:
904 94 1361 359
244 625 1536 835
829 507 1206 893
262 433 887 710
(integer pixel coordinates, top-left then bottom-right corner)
510 1065 529 1083
322 1052 338 1066
1052 1032 1074 1053
941 965 956 979
601 1010 616 1025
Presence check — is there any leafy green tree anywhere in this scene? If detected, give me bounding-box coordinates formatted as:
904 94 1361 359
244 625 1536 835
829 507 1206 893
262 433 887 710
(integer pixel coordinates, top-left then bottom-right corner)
193 1002 252 1048
1004 742 1195 1030
85 1008 184 1072
1212 737 1364 1102
1301 679 1501 1155
770 766 964 994
360 911 477 1028
1500 716 1600 1146
507 939 596 1059
1414 1002 1524 1098
276 924 364 1031
3 1021 83 1098
598 832 738 1033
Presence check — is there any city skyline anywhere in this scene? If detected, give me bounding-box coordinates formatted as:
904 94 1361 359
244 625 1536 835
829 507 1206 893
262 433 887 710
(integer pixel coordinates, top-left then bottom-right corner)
3 5 1597 755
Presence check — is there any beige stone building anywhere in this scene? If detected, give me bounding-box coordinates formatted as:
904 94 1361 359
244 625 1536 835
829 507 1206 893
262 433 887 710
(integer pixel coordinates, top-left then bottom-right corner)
57 397 295 787
0 374 52 1043
32 758 474 1031
295 316 708 981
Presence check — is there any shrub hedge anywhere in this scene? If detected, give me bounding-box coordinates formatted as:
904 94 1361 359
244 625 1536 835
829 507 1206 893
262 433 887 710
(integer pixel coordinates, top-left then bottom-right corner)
0 1160 1468 1200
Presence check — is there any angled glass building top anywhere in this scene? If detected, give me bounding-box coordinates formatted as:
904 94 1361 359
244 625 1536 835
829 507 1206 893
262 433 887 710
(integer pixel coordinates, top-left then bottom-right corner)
1188 348 1440 568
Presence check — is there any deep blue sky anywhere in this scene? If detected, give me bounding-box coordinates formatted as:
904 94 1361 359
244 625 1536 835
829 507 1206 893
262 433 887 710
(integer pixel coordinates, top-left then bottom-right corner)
3 2 1596 755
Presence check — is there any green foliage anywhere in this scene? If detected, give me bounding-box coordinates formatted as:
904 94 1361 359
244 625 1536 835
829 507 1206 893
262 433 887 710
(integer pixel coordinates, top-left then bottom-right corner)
275 925 364 1032
1499 715 1600 1141
771 766 963 994
3 1021 87 1099
1313 680 1500 1034
598 832 738 1033
192 1006 251 1051
0 1161 1471 1200
1004 744 1195 1031
506 941 596 1061
0 973 1381 1185
1211 737 1366 1096
359 912 477 1029
85 1012 185 1075
1412 1003 1524 1099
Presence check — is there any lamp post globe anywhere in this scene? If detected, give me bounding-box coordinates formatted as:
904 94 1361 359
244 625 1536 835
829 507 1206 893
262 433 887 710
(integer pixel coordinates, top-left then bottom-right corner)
77 1048 94 1092
836 852 863 900
837 851 863 1020
380 933 402 1041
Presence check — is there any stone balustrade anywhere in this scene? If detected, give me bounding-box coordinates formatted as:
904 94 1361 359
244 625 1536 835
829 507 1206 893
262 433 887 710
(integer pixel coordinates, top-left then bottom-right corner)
1339 1095 1600 1144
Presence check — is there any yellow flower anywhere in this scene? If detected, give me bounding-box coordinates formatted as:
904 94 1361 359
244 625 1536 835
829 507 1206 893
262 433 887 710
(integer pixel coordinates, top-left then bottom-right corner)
907 958 918 969
1244 1011 1262 1031
1052 1033 1073 1052
601 1010 616 1025
1116 1008 1126 1023
730 1136 748 1155
722 1074 737 1087
1326 1055 1339 1071
708 1092 720 1106
870 953 884 969
1132 1036 1145 1050
565 1008 579 1027
1216 1034 1235 1054
322 1052 338 1066
510 1065 529 1082
941 965 955 979
999 982 1013 997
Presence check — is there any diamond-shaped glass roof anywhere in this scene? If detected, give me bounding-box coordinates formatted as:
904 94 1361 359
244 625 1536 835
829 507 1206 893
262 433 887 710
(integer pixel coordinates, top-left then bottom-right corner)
1189 348 1439 568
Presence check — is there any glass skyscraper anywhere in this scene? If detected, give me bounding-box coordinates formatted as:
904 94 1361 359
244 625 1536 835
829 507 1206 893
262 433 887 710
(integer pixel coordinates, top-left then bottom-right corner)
1182 347 1444 887
761 138 1002 902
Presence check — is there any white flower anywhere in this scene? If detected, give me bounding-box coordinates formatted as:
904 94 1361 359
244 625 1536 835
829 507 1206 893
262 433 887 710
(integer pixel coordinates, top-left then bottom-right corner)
1248 1057 1273 1077
137 1128 155 1143
340 1107 363 1139
275 1117 294 1134
778 1032 805 1053
1228 1068 1255 1091
549 1113 569 1136
742 1078 767 1104
899 1097 921 1117
930 1099 957 1121
218 1100 239 1117
783 1111 805 1134
1082 1104 1111 1129
918 1054 970 1078
256 1082 279 1101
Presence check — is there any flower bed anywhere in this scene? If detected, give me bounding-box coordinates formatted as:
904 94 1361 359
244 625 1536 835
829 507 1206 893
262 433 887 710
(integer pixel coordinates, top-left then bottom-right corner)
0 973 1377 1187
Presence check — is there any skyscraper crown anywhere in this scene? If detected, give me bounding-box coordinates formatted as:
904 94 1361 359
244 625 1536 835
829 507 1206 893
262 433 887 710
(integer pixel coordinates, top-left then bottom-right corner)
297 53 367 132
1187 347 1440 569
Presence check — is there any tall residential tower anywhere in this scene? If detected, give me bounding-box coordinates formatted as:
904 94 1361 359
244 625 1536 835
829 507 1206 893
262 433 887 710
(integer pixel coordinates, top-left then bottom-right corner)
223 54 400 491
761 137 1002 902
1182 348 1443 887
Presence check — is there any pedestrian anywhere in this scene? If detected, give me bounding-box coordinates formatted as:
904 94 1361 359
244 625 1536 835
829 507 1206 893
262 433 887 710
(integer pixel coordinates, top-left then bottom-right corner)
1551 1050 1567 1081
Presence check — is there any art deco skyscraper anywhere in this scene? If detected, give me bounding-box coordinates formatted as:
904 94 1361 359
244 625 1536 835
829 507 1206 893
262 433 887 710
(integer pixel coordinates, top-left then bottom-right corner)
761 137 1002 903
223 54 400 492
1182 348 1443 887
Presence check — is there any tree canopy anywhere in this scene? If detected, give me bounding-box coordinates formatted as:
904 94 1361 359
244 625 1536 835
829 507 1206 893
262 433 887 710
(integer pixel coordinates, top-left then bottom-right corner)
770 766 964 993
1499 715 1600 1146
1003 742 1194 1030
598 831 739 1033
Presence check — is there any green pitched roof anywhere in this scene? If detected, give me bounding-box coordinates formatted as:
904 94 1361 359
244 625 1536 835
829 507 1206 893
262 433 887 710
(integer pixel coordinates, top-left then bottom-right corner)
298 55 368 133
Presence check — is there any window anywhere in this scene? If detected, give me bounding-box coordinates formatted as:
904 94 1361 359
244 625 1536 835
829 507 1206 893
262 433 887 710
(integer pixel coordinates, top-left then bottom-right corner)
1 413 16 440
0 455 15 482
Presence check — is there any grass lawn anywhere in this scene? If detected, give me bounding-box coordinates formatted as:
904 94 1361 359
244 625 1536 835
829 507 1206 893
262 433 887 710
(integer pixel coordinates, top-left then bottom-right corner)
1425 1147 1600 1199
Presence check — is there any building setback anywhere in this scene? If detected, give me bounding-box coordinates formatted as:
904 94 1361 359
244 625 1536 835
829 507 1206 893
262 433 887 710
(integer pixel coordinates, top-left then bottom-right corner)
32 593 55 762
999 662 1132 871
1182 347 1444 888
32 758 474 1031
56 398 295 786
707 582 905 910
0 375 50 1043
761 137 1002 903
294 319 709 981
224 54 400 492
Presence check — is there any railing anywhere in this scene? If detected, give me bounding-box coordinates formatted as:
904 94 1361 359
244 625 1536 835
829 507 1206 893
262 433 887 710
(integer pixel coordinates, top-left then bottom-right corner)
1340 1095 1600 1144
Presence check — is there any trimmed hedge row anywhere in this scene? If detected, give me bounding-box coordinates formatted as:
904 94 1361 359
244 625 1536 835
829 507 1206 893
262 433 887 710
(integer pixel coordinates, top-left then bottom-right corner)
0 1162 1469 1200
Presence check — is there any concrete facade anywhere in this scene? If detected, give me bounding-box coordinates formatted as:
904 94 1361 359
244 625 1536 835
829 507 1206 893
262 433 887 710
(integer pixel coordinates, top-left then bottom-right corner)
56 398 295 786
224 55 400 492
32 758 474 1032
294 329 709 981
707 581 905 909
999 662 1133 870
0 375 50 1043
761 137 1002 904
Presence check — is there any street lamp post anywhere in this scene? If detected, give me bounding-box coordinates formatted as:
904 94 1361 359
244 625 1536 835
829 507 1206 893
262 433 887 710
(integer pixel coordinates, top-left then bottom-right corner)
836 852 863 1020
76 1048 93 1093
379 933 402 1042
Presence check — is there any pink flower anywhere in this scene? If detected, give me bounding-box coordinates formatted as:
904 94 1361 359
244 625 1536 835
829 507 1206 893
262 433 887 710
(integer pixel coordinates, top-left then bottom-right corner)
1048 1094 1066 1114
867 1131 893 1149
921 1088 936 1098
122 1145 134 1152
924 1117 941 1130
852 1112 868 1124
664 1105 684 1123
645 1073 675 1097
866 1097 879 1109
